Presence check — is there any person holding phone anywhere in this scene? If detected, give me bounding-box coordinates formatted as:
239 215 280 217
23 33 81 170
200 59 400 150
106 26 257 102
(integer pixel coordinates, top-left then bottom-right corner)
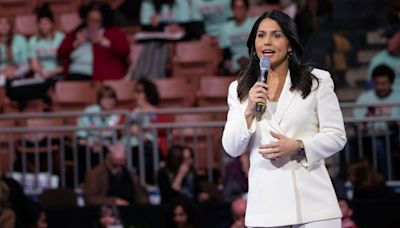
58 1 129 81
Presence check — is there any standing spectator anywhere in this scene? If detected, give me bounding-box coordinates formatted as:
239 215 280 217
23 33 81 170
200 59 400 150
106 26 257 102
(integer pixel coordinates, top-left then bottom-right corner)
58 1 130 81
219 0 255 75
157 145 208 204
0 179 15 228
84 143 148 206
191 0 232 42
367 22 400 91
353 65 400 178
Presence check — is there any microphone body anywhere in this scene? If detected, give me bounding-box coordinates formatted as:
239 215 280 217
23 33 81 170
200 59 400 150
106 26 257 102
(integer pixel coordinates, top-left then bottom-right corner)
256 58 271 112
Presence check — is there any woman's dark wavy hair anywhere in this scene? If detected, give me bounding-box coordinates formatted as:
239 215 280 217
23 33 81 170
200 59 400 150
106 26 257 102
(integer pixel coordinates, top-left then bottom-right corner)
237 10 318 101
78 1 114 28
138 78 160 106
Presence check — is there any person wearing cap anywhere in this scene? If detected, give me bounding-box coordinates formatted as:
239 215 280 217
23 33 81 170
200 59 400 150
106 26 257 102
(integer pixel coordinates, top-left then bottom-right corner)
367 23 400 91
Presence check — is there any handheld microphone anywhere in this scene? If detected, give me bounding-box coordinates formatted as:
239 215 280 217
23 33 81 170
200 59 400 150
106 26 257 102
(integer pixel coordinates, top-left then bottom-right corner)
256 57 271 112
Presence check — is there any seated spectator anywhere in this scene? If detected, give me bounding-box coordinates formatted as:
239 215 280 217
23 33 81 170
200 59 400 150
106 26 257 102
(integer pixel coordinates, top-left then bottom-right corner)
0 17 29 82
31 203 48 228
346 159 396 199
0 17 30 110
219 0 255 75
353 64 400 178
94 205 124 228
165 197 201 228
222 153 249 203
122 78 171 184
29 3 64 82
18 3 65 111
367 22 400 91
84 143 148 206
158 145 209 204
74 85 121 182
58 1 130 81
0 179 15 228
339 198 359 228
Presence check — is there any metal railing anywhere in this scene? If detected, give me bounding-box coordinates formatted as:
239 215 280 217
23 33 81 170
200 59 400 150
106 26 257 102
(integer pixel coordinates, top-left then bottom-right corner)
0 104 399 195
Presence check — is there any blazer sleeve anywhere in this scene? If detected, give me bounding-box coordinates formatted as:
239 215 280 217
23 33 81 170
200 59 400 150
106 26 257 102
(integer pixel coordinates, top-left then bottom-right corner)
222 81 256 157
302 72 347 167
84 167 116 206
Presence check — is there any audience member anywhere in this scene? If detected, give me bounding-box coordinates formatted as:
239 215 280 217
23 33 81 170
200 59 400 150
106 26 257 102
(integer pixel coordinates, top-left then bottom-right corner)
158 145 209 204
346 159 397 199
367 22 400 91
30 3 64 82
13 3 65 111
58 1 130 81
353 65 400 177
134 0 204 79
0 17 29 82
0 179 15 228
339 198 359 228
93 205 123 228
31 203 48 228
165 197 202 228
222 153 249 203
230 197 246 228
191 0 232 42
1 175 36 228
113 0 142 26
84 143 148 206
122 78 168 184
219 0 255 75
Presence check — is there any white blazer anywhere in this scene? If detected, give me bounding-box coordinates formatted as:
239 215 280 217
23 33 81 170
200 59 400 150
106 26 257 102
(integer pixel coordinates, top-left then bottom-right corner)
222 69 347 227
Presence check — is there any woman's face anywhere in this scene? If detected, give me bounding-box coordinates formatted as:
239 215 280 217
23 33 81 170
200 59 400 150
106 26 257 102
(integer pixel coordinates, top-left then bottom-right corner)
87 10 102 31
38 18 53 35
0 18 11 36
173 205 188 228
255 18 291 69
100 96 116 110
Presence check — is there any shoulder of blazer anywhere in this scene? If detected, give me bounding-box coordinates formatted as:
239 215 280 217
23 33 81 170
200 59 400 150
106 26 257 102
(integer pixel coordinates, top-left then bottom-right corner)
311 68 332 82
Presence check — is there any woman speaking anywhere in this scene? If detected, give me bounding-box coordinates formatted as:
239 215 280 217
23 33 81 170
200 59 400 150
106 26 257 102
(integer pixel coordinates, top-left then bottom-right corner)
222 10 347 228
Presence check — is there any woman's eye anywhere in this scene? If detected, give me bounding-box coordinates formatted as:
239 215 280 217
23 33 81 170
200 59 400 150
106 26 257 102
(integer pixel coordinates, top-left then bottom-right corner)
257 33 264 38
273 33 281 38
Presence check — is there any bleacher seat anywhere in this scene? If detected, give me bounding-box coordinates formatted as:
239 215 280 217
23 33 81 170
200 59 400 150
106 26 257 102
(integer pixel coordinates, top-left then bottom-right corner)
153 78 196 108
57 11 81 33
52 81 97 112
101 79 136 109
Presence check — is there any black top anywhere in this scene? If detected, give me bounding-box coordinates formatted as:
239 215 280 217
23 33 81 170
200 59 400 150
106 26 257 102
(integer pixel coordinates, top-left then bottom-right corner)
107 168 136 203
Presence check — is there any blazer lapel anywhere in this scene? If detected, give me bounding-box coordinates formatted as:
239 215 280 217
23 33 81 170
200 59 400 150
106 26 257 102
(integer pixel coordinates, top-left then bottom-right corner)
274 70 296 124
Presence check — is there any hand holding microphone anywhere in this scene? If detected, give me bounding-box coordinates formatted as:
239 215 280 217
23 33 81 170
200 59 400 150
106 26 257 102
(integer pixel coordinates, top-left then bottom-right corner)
256 57 271 112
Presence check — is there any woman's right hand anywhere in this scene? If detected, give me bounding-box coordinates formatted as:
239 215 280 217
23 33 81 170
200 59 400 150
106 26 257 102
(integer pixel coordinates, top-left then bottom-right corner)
73 30 87 48
245 82 268 119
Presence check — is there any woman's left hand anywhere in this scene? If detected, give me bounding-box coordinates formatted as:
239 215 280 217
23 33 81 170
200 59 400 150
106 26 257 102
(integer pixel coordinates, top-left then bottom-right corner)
258 131 299 160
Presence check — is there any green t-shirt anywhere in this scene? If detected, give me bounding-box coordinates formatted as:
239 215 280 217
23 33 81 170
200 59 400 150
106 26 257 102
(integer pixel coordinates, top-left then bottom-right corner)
219 17 255 71
28 31 65 72
191 0 232 37
0 34 29 69
140 0 192 25
69 42 93 76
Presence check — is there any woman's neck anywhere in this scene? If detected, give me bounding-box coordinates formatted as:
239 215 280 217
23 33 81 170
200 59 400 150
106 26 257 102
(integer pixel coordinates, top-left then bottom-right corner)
270 60 289 80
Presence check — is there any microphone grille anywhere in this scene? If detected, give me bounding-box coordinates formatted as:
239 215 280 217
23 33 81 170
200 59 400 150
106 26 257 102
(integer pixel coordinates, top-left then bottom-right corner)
259 57 271 70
